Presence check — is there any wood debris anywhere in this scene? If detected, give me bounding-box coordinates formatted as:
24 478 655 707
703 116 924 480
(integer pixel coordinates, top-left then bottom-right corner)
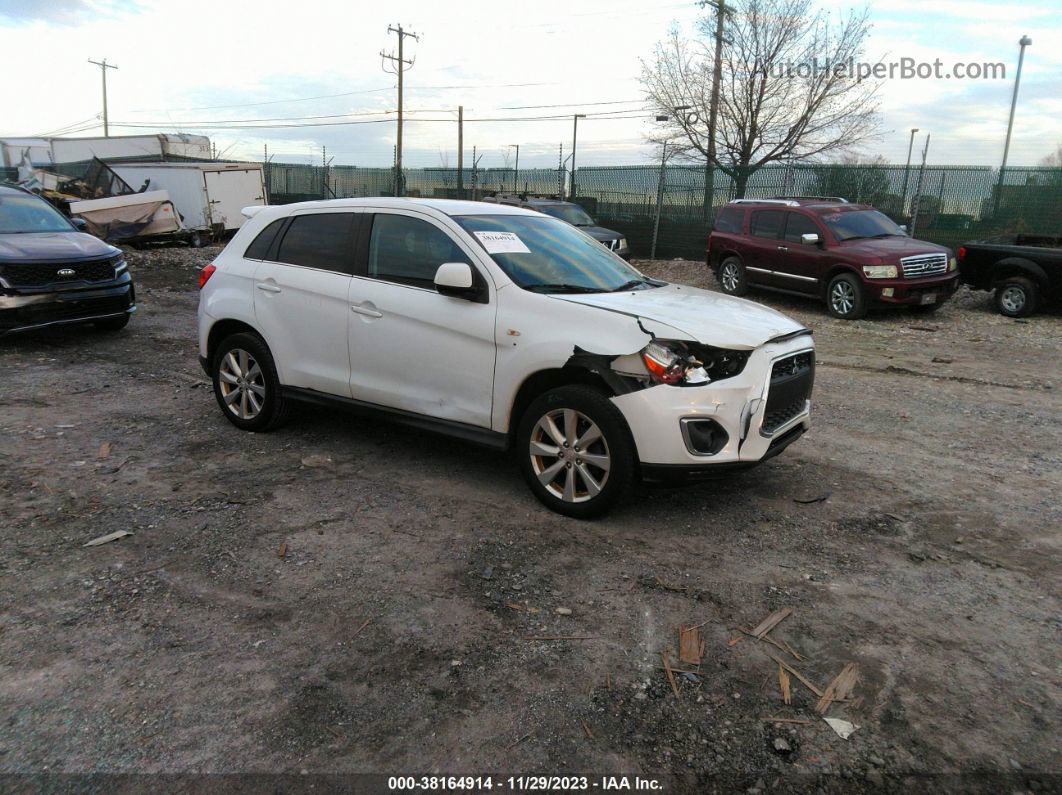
765 651 824 698
580 718 594 739
523 635 595 641
660 651 680 699
277 542 287 559
678 624 705 665
761 717 811 725
97 441 112 459
83 530 132 547
352 618 372 638
816 662 859 714
750 607 792 639
778 664 792 705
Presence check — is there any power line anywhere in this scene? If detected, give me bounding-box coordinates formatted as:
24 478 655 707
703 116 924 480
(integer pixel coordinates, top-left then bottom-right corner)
499 99 644 110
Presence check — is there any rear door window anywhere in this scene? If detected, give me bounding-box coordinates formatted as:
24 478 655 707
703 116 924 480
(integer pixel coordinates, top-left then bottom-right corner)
275 213 356 273
243 218 285 260
366 213 471 289
783 213 822 244
713 207 744 234
750 210 784 240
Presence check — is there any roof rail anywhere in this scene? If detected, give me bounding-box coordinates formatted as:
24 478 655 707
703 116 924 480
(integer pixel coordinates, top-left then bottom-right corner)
729 198 799 207
771 195 849 203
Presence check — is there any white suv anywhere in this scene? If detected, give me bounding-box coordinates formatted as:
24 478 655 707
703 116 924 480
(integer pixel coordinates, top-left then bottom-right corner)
197 198 814 518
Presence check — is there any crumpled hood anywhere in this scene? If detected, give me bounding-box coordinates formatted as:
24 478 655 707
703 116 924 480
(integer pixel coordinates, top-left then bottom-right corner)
556 283 806 349
0 232 119 262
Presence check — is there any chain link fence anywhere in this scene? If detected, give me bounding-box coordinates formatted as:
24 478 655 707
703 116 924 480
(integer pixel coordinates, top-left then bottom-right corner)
6 158 1060 257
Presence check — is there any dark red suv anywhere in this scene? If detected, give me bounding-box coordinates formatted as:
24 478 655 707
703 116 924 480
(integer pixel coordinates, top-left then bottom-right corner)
707 198 959 319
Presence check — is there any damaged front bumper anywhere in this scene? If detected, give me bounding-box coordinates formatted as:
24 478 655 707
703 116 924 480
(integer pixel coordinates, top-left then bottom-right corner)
610 333 813 479
0 273 135 336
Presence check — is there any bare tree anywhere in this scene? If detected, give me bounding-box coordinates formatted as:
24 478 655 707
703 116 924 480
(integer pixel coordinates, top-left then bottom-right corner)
1039 143 1062 168
641 0 882 197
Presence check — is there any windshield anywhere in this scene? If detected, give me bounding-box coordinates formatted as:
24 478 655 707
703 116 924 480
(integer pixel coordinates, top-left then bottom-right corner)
457 214 650 293
536 204 595 226
0 194 75 234
819 209 904 241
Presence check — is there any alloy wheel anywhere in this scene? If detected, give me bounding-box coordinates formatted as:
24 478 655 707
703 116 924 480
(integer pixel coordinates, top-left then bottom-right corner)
529 408 611 503
721 262 740 292
831 281 856 315
218 348 266 420
999 286 1025 314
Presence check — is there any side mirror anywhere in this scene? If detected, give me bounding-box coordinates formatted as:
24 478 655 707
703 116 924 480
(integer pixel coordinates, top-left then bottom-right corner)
801 232 820 245
898 224 908 234
70 217 88 230
434 262 477 299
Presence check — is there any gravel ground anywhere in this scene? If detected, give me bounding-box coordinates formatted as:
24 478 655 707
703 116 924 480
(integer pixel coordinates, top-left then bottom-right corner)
0 246 1059 792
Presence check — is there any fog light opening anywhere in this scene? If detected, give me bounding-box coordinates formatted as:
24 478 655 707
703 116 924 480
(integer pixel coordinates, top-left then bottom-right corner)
680 418 729 456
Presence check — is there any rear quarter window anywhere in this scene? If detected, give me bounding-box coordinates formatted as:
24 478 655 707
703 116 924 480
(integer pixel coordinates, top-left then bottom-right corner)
750 210 784 239
713 207 744 234
243 218 285 260
275 213 355 273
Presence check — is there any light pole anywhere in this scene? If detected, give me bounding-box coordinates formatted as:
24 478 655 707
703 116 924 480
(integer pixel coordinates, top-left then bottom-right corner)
569 114 586 200
996 35 1032 214
508 144 520 193
900 127 919 215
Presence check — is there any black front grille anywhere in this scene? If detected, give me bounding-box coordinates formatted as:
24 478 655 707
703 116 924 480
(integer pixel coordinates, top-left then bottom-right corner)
1 257 118 288
763 351 814 434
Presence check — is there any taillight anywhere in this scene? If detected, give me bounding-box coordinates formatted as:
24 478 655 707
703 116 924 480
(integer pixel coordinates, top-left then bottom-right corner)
957 246 966 262
198 264 217 288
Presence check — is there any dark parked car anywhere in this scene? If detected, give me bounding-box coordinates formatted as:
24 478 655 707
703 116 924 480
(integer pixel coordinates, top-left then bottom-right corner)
482 193 630 259
957 234 1062 318
0 185 134 336
707 198 959 319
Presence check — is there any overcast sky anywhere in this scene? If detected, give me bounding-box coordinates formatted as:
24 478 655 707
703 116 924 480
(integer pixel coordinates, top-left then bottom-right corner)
1 0 1059 169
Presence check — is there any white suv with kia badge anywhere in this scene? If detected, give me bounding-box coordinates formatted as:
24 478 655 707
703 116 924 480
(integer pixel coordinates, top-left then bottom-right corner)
197 198 814 517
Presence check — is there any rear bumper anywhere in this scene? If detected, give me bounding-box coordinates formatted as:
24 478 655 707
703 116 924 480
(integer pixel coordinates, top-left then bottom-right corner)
867 272 960 305
0 276 135 336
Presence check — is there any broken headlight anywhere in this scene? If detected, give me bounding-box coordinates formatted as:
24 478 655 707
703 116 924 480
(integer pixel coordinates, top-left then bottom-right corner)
641 341 750 386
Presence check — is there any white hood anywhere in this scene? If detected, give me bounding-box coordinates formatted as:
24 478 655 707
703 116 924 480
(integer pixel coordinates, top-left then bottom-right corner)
555 283 806 350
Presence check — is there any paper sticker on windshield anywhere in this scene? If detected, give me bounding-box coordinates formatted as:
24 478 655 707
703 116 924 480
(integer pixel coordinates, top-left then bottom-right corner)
474 231 531 254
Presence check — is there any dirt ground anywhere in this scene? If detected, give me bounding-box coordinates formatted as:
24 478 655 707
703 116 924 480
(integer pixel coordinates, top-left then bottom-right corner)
1 246 1059 792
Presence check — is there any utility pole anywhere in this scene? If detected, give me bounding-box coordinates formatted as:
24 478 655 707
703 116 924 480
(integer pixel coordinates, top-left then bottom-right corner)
457 105 464 199
900 127 920 215
651 142 669 260
702 0 728 225
995 35 1032 214
570 114 586 200
381 24 418 197
557 143 564 198
508 144 520 193
87 58 118 137
910 133 931 237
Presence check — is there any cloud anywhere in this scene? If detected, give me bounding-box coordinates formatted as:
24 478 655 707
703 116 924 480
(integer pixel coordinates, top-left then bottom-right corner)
0 0 142 25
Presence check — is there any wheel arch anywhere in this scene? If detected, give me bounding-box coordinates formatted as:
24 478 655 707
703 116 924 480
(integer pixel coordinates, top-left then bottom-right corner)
207 318 266 364
507 366 623 440
820 263 863 299
991 257 1048 287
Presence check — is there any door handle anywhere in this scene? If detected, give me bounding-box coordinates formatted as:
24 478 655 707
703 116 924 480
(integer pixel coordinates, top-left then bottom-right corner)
777 246 789 251
256 283 282 293
350 305 383 318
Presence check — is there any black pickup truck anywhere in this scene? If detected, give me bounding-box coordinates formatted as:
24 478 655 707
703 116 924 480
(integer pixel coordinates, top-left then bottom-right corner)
957 234 1062 317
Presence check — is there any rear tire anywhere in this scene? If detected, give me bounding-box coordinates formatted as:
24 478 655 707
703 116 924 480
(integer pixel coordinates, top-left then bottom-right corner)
994 276 1038 318
826 273 867 319
517 385 635 519
211 332 290 432
717 256 748 296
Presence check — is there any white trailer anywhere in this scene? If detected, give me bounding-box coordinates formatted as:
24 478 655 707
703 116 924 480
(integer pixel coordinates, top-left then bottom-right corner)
108 162 266 240
50 134 210 165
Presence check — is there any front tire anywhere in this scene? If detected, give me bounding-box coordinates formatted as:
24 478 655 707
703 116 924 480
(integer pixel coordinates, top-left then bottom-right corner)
717 256 748 296
994 276 1038 318
517 385 635 519
826 273 867 319
211 332 290 431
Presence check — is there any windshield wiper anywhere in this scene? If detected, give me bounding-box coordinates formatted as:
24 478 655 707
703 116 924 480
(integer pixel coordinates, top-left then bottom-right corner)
611 278 654 292
524 283 605 294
